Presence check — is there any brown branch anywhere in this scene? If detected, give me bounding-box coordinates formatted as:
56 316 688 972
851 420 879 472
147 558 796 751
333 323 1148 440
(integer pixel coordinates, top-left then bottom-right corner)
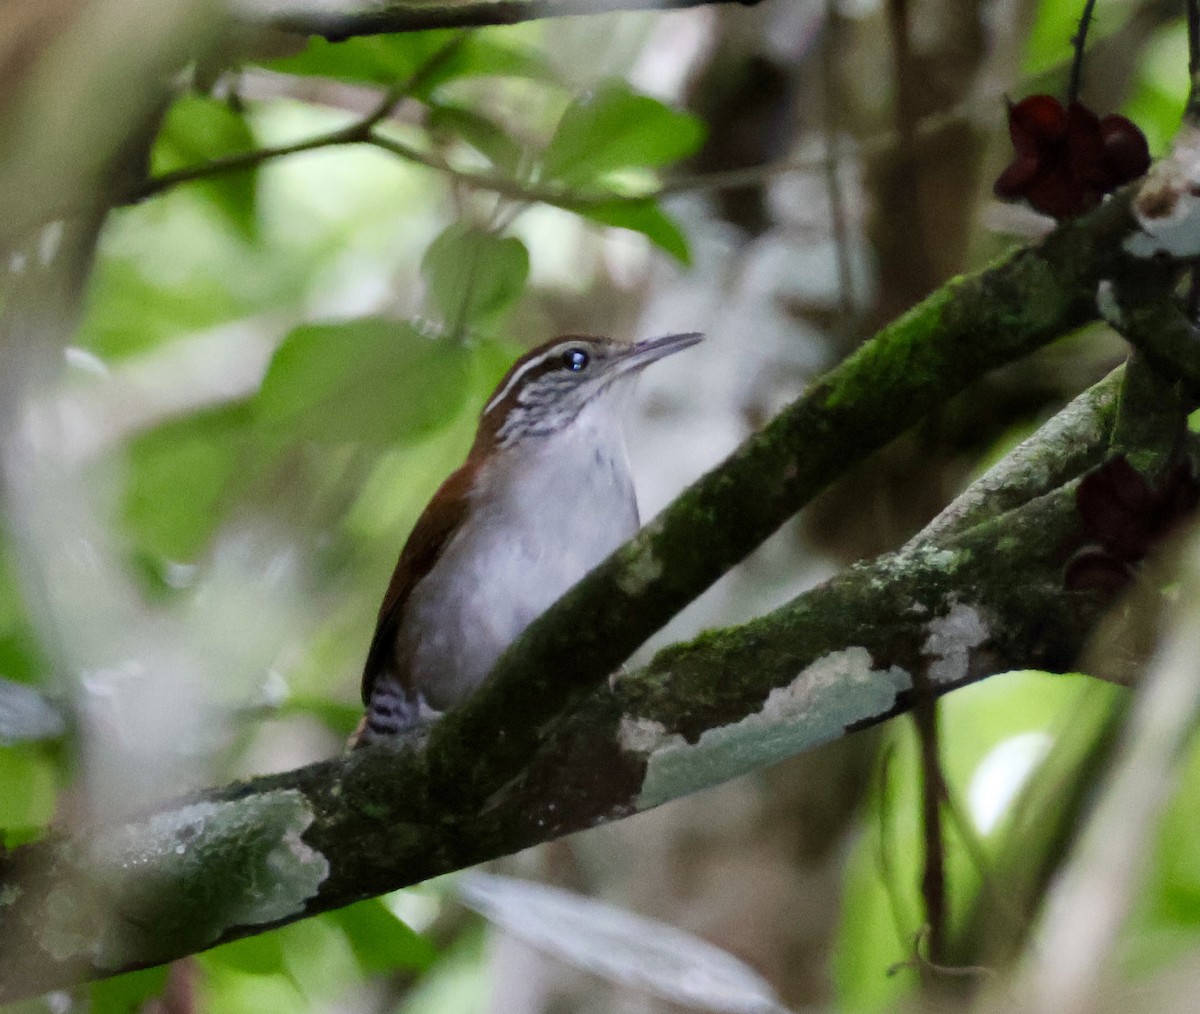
234 0 771 40
3 146 1198 998
0 406 1125 999
425 186 1146 816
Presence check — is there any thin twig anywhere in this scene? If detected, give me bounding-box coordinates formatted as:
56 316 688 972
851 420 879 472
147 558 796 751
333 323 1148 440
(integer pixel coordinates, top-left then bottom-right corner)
882 0 937 303
910 695 948 969
124 32 469 206
1067 0 1099 105
1189 0 1200 78
1188 0 1200 125
820 0 855 322
128 70 998 219
236 0 770 38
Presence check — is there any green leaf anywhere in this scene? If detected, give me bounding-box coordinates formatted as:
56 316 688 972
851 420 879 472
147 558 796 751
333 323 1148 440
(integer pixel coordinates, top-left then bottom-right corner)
89 966 171 1014
152 95 258 239
427 104 524 173
0 744 58 835
123 403 252 561
1122 22 1188 157
1022 0 1129 79
421 226 529 329
257 319 470 447
329 899 438 973
204 929 289 976
542 81 705 186
426 35 558 93
279 695 363 738
263 32 554 97
572 198 691 264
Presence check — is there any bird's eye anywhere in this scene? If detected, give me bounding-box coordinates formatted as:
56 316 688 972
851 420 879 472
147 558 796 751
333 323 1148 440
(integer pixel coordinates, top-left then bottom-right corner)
562 348 590 372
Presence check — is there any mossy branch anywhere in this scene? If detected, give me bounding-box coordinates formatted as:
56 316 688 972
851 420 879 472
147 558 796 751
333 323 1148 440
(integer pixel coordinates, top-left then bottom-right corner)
425 189 1149 812
0 367 1130 1000
7 144 1200 996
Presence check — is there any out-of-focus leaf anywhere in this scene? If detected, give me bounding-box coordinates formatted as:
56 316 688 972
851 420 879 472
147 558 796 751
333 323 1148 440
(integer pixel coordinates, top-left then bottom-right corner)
427 104 524 173
329 898 438 973
89 966 171 1014
124 403 252 561
458 873 791 1014
1124 714 1200 975
833 673 1124 1012
1022 0 1129 79
264 32 554 97
280 694 363 738
542 81 705 186
0 744 58 836
152 95 258 239
573 198 691 264
204 929 289 977
421 226 529 330
0 632 45 687
263 32 457 88
257 319 470 446
0 541 46 686
78 253 252 360
427 35 558 91
1122 22 1188 157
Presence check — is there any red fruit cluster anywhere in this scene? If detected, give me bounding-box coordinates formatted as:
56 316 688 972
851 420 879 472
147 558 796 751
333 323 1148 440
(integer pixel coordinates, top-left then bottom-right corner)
1065 456 1200 595
994 95 1150 219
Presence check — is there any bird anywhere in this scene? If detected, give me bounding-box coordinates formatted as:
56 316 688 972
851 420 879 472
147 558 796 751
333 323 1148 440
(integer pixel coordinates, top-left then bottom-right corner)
354 331 702 745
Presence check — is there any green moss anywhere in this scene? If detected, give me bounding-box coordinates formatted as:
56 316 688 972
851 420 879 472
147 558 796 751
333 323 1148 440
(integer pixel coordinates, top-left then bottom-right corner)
824 283 955 411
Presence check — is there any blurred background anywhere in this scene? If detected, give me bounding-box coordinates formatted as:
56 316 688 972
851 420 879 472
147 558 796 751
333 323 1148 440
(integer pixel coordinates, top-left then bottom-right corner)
0 0 1198 1011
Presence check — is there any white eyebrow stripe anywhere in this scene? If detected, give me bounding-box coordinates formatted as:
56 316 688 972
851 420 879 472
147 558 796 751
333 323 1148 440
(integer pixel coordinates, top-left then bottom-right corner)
482 345 571 416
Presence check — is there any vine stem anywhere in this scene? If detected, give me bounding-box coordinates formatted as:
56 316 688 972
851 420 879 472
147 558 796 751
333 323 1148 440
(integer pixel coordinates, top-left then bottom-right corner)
1067 0 1099 105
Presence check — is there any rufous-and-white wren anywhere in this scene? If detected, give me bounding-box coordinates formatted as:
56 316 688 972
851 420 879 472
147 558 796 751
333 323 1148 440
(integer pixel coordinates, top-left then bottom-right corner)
355 332 701 744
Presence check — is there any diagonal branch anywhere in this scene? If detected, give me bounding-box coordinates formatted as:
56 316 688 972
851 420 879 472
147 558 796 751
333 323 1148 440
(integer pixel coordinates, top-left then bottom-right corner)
5 131 1200 998
424 185 1152 812
0 366 1130 1000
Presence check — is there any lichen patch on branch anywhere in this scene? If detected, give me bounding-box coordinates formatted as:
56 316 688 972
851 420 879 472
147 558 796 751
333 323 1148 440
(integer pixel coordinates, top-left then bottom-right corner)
630 647 910 810
1124 126 1200 259
921 600 989 685
37 790 328 970
614 541 665 597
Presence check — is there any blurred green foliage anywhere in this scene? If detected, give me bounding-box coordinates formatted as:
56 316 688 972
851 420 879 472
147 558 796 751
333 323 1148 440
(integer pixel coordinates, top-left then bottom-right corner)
4 5 1200 1014
1123 21 1189 156
835 673 1122 1012
153 95 260 239
0 20 710 1013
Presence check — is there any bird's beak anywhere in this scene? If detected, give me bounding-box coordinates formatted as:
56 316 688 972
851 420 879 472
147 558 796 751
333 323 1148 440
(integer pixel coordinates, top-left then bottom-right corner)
617 332 703 374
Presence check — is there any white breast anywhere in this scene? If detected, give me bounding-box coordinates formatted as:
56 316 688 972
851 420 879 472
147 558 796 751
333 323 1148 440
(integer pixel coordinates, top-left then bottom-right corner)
398 398 639 710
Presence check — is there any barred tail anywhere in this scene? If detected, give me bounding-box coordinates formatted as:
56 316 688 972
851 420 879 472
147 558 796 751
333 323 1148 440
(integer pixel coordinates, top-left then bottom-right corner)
350 678 424 749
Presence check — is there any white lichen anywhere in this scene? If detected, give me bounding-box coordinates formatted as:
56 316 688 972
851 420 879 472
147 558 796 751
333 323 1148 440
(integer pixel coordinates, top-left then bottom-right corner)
922 600 989 685
40 790 328 969
1095 280 1121 329
618 716 684 755
615 548 664 597
631 647 911 810
1124 127 1200 259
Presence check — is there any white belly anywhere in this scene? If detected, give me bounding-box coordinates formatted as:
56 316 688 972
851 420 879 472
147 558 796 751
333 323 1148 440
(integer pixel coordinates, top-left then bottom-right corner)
398 410 639 710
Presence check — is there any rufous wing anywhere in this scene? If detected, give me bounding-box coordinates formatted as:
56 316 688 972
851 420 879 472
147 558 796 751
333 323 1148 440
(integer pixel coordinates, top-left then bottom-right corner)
360 463 476 706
